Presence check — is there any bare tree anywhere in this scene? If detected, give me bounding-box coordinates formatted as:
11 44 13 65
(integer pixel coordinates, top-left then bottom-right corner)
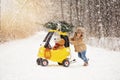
60 0 64 20
75 0 79 26
69 0 72 24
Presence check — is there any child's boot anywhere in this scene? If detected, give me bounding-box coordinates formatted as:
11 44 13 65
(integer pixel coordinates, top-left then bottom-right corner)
83 62 88 66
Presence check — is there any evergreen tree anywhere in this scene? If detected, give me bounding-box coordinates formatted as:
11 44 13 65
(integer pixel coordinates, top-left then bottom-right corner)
44 21 74 32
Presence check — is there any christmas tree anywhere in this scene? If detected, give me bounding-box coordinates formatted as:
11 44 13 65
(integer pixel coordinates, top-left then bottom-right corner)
44 21 74 32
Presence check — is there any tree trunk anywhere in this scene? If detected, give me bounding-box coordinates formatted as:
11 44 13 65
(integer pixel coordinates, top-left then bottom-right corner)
69 0 72 24
60 0 64 20
75 0 79 26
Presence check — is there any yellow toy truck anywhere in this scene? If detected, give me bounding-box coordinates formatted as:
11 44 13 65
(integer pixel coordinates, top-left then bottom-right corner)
36 30 71 67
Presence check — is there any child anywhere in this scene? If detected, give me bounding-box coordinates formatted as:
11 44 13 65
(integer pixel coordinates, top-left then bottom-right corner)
70 27 88 66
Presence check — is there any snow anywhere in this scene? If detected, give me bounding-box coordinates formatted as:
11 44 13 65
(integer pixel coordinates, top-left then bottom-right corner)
87 37 120 51
0 31 120 80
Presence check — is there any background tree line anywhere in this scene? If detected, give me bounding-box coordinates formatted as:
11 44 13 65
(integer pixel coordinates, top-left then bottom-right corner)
51 0 120 38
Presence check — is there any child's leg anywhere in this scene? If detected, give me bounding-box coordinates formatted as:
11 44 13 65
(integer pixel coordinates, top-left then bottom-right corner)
78 52 82 58
80 51 88 63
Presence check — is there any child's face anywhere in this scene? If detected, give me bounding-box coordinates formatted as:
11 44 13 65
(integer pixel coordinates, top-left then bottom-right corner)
77 32 81 37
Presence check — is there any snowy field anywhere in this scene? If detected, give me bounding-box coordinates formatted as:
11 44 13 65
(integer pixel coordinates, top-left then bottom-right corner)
0 31 120 80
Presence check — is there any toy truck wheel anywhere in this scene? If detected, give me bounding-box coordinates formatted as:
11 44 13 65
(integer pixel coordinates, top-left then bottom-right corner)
41 59 48 66
36 58 42 65
62 59 70 67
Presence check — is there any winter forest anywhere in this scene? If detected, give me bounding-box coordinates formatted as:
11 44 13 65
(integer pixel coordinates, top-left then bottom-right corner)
0 0 120 51
0 0 120 80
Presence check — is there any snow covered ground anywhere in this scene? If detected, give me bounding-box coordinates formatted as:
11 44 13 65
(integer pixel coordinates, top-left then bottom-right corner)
0 31 120 80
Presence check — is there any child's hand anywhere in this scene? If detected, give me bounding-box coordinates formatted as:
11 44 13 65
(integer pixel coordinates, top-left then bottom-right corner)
70 38 74 41
69 40 75 45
